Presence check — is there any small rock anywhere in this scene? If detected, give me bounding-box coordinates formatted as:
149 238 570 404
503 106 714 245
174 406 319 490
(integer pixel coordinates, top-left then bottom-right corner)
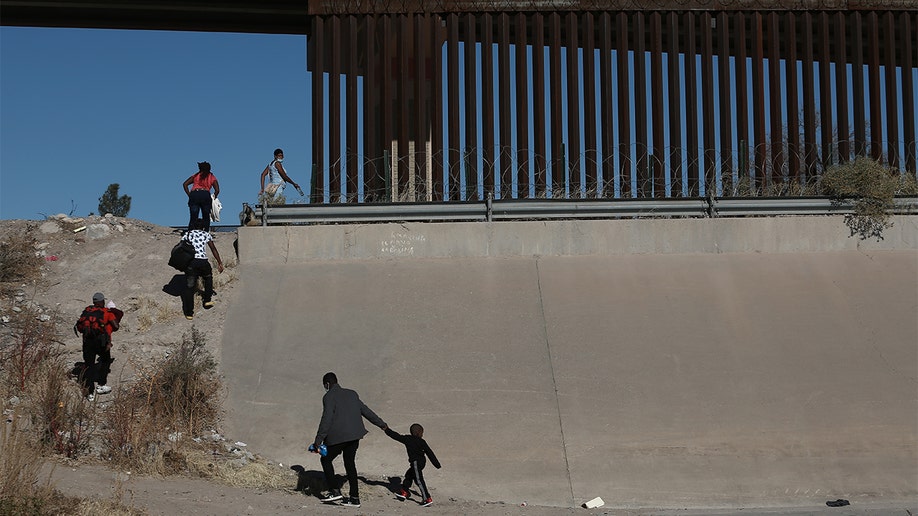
39 221 61 234
86 224 110 240
229 458 249 468
37 314 51 322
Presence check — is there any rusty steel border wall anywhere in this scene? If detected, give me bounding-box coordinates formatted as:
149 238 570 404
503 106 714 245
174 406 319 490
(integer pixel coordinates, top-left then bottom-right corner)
306 9 917 204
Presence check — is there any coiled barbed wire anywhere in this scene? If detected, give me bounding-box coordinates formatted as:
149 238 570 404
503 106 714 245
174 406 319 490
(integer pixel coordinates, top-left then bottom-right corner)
298 142 917 204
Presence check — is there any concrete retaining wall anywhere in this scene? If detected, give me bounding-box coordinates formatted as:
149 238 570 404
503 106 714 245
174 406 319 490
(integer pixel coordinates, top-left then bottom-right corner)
238 215 918 263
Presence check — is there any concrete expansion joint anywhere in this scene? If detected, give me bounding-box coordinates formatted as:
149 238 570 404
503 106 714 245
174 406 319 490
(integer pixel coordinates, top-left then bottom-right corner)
283 226 291 263
534 257 575 505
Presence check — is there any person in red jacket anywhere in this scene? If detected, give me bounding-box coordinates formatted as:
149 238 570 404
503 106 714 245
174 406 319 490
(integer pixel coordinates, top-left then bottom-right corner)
73 292 121 401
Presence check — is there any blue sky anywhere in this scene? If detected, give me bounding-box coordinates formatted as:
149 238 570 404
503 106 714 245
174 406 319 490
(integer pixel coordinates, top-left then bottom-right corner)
1 28 309 226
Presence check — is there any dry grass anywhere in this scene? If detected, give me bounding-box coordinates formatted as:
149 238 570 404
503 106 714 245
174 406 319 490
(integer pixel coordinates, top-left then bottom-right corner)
212 255 237 292
0 230 43 296
182 449 291 488
0 407 55 504
70 497 147 516
126 296 174 333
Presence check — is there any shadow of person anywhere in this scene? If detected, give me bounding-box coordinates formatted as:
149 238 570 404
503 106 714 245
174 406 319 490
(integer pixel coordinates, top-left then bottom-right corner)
357 475 403 495
162 274 186 297
289 465 326 495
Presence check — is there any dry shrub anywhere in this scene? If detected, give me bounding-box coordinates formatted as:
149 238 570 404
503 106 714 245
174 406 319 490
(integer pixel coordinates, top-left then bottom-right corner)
0 301 94 459
155 328 222 434
820 157 900 240
896 172 918 196
31 359 95 458
0 230 43 295
101 328 222 474
0 408 54 507
0 303 63 394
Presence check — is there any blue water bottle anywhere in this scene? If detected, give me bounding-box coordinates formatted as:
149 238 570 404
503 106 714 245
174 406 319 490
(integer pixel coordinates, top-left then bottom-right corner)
308 443 328 456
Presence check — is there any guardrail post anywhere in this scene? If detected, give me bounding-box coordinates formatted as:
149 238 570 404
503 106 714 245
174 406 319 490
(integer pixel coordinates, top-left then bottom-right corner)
486 192 493 222
383 150 391 203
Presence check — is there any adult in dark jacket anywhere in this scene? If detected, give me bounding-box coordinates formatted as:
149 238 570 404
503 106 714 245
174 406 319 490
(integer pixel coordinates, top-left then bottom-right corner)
312 372 387 508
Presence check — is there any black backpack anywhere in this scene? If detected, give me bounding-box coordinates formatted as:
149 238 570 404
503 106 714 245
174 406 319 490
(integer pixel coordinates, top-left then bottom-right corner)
169 239 196 271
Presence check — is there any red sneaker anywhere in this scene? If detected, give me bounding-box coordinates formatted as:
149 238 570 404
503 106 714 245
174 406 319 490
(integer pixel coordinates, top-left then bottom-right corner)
422 498 433 507
395 488 409 501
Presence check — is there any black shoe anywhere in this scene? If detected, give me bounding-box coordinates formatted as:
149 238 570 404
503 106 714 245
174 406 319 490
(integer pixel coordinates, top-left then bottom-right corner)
341 497 361 508
320 490 343 502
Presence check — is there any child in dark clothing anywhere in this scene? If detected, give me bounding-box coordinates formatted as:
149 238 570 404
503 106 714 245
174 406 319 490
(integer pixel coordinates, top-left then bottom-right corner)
385 423 441 507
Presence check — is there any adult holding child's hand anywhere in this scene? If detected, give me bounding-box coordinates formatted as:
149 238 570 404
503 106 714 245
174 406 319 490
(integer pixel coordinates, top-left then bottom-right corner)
312 372 387 509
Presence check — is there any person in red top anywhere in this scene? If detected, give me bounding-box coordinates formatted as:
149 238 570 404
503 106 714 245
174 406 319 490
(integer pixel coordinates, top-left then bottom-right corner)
182 161 220 232
73 292 122 401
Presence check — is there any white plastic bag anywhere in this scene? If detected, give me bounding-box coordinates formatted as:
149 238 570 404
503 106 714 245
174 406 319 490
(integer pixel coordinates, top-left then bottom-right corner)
210 194 222 223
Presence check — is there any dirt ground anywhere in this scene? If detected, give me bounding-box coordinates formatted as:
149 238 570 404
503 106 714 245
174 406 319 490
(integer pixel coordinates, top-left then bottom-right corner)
2 215 620 516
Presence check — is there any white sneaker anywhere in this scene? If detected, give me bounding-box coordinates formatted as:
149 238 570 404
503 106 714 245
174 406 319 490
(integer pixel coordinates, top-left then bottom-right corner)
86 393 95 402
96 385 112 394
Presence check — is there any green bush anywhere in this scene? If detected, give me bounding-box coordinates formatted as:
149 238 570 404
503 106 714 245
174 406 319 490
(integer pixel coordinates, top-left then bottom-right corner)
98 183 131 217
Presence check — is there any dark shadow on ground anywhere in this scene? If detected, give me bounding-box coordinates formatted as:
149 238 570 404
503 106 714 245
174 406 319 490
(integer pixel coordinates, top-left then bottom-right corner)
289 467 406 500
289 465 325 496
162 274 186 297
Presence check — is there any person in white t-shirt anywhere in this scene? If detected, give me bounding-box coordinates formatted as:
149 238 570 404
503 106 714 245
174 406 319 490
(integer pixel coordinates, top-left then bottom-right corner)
259 148 303 204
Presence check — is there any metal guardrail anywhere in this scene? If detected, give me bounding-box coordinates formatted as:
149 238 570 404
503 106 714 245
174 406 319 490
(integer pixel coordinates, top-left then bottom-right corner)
712 197 918 217
244 196 918 226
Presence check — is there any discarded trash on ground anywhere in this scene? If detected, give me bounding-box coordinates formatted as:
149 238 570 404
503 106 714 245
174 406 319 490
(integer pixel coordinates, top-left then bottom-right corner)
582 496 604 509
